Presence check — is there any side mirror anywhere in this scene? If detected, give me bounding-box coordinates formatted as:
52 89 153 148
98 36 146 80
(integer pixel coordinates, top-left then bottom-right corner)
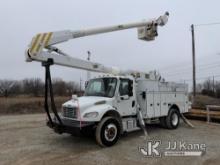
120 95 129 100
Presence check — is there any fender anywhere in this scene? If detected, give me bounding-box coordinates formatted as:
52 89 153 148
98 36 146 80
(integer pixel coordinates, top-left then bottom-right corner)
81 104 119 122
169 104 180 114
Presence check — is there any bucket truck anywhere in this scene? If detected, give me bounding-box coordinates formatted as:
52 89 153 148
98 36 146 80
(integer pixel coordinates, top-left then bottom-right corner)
25 12 190 147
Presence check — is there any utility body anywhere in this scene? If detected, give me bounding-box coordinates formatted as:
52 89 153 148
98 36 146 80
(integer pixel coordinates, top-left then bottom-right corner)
25 12 190 147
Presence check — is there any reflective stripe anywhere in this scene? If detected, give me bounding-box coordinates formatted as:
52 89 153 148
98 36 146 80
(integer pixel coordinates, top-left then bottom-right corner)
44 32 52 46
36 33 47 53
29 32 52 55
30 33 41 54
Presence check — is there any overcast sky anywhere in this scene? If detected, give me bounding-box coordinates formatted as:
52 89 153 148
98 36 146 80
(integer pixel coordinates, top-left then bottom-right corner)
1 0 220 87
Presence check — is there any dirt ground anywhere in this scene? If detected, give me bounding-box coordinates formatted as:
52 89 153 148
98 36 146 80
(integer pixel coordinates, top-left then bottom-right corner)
0 114 220 165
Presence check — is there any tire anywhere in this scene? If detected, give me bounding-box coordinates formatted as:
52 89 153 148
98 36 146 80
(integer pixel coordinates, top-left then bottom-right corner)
159 117 167 128
95 116 121 147
166 108 180 129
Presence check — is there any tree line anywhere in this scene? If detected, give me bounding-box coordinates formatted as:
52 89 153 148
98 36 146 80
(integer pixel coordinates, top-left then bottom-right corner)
2 77 219 98
0 78 80 97
196 78 220 98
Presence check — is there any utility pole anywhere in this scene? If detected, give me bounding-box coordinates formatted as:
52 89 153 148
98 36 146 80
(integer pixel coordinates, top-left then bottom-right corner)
191 24 196 97
87 51 91 81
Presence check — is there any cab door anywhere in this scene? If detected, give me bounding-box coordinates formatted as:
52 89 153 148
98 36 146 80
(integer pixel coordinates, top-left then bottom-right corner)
117 78 136 116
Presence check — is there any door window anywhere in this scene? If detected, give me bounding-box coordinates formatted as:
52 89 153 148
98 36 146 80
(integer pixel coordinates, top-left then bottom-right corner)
119 79 131 96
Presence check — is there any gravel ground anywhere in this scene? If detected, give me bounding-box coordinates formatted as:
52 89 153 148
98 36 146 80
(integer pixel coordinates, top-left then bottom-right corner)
0 114 220 165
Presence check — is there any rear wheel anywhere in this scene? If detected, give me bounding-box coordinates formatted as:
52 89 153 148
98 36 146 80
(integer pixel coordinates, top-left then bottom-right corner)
166 108 180 129
95 116 121 147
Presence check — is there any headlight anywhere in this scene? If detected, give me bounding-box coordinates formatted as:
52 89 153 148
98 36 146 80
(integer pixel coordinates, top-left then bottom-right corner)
83 112 99 118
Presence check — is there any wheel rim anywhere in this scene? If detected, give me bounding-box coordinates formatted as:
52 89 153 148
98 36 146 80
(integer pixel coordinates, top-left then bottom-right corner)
104 123 117 142
171 113 178 126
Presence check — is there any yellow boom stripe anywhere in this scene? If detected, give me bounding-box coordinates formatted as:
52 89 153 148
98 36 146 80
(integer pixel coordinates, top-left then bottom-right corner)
44 32 53 47
30 34 41 54
35 33 47 53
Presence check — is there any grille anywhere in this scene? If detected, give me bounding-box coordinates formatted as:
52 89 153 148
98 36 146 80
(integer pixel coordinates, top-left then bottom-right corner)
62 106 77 118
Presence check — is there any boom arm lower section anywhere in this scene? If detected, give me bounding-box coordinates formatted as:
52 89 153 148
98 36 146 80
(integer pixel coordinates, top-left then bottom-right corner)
27 50 125 75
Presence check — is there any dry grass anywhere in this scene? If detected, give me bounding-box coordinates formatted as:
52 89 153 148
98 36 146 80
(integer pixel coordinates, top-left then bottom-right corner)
192 95 220 109
1 94 219 115
0 96 70 114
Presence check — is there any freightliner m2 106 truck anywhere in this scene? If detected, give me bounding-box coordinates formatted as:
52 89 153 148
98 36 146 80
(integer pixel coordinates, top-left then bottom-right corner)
25 12 191 147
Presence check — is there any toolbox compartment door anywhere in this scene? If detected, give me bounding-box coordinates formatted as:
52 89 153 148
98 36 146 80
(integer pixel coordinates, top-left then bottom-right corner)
154 93 161 117
146 92 154 118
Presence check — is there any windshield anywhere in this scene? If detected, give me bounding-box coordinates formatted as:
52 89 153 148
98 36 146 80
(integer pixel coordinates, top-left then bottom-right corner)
85 78 117 97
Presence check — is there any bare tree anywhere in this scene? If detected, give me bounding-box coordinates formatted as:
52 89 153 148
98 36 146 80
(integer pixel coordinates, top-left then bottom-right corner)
0 80 15 97
0 78 80 97
196 83 203 93
52 78 67 96
23 78 44 97
201 79 215 97
66 81 80 95
203 79 212 91
215 82 220 98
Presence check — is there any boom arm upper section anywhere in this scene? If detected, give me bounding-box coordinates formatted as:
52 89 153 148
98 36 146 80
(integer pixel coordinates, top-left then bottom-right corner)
26 12 169 75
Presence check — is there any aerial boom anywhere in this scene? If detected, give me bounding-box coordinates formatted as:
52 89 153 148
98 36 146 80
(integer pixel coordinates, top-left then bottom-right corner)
26 12 169 75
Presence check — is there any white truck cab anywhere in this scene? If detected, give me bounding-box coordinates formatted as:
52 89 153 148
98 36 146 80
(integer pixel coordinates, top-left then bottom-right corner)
62 76 136 122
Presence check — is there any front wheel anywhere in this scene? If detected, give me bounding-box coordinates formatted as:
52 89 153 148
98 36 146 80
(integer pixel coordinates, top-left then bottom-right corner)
95 116 121 147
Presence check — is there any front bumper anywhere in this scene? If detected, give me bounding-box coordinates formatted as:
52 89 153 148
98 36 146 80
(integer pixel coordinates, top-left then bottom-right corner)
47 117 95 136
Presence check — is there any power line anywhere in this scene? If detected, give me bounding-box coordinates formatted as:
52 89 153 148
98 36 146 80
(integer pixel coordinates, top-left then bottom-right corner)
158 21 220 87
158 56 220 72
183 74 220 82
163 65 220 77
162 63 220 74
163 70 220 80
195 22 220 27
159 57 220 74
167 74 220 83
